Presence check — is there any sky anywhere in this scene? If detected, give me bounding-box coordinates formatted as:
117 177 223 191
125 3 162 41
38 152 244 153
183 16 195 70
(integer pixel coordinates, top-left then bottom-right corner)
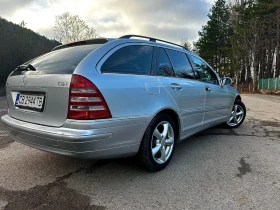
0 0 215 44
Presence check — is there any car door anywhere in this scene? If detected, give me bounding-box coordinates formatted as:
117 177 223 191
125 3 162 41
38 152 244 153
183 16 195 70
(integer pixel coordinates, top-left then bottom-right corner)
155 47 206 133
189 55 233 125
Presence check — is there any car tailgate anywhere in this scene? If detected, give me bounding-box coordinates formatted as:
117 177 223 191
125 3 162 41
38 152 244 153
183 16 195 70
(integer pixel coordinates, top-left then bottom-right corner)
6 74 71 127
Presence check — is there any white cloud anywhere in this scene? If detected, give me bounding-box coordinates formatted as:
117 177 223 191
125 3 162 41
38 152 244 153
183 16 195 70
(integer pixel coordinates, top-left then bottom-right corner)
0 0 214 43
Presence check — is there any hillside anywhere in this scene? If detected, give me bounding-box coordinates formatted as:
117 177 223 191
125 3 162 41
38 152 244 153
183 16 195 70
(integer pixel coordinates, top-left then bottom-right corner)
0 17 60 86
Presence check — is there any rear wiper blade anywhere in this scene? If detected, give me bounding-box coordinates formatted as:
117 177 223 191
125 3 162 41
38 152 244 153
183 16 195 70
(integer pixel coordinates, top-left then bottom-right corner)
15 64 36 71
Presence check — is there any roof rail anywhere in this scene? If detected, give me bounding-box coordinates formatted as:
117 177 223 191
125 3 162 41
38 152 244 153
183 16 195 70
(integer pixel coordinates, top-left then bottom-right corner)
51 38 109 51
119 34 189 50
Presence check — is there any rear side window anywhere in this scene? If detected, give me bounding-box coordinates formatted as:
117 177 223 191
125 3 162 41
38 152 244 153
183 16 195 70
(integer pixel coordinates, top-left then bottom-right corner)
101 45 153 75
157 48 174 77
166 49 195 79
28 44 101 74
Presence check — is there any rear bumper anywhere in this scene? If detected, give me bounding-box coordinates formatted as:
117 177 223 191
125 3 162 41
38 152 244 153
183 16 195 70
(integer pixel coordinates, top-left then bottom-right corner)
1 114 150 159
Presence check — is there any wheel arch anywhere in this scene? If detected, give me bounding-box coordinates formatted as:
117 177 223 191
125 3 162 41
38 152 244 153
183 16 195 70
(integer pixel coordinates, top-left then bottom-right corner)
150 108 181 142
235 95 241 101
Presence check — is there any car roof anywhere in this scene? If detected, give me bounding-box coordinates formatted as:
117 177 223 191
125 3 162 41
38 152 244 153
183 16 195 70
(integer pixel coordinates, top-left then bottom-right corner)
52 35 196 56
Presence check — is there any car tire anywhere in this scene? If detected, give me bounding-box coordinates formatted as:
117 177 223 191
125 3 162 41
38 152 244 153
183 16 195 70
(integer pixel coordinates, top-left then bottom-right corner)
137 114 177 172
224 100 246 128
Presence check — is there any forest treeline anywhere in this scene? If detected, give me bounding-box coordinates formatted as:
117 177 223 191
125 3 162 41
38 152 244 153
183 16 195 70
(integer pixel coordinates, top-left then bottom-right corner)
195 0 280 90
0 17 60 86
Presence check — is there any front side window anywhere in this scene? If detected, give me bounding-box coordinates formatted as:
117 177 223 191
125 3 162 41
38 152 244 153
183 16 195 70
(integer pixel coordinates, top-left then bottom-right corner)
157 48 174 77
190 55 219 84
101 45 153 75
166 49 195 79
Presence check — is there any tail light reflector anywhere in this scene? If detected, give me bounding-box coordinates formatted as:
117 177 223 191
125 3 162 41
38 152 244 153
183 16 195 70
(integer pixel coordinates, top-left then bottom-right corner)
67 75 111 120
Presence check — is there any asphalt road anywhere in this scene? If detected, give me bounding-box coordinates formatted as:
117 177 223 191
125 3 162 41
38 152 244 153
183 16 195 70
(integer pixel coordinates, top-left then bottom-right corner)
0 94 280 210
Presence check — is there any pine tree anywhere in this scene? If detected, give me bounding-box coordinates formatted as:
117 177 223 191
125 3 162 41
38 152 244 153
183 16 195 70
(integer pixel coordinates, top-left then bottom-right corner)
195 0 233 75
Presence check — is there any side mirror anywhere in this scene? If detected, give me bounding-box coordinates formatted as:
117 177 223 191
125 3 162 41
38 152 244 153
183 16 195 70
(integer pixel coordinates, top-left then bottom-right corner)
222 77 232 86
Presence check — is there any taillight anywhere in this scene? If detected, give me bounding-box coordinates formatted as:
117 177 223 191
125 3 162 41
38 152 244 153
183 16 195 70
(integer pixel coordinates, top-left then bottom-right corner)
67 75 111 120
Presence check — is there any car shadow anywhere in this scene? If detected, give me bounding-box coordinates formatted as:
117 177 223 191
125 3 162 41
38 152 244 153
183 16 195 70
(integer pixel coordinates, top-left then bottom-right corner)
1 121 252 189
0 121 254 209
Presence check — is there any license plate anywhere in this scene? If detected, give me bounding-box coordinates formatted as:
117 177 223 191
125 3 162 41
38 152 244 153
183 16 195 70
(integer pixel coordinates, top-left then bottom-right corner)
15 93 45 111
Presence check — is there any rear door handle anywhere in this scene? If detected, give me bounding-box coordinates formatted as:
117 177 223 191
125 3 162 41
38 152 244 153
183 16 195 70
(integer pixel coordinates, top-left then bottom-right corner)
171 83 182 90
205 86 212 92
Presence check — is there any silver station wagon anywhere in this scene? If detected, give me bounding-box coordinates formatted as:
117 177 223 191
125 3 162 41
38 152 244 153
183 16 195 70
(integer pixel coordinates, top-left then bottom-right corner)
1 35 246 171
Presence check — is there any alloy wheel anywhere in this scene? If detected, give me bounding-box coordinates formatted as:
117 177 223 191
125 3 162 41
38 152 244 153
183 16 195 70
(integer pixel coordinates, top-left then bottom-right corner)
227 104 245 127
151 121 175 164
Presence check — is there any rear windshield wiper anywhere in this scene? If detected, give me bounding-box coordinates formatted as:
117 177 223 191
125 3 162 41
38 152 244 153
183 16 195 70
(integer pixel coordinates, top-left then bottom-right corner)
15 64 36 72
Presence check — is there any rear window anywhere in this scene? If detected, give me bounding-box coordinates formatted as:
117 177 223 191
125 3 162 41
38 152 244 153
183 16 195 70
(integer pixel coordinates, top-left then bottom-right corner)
27 44 102 74
101 45 153 75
